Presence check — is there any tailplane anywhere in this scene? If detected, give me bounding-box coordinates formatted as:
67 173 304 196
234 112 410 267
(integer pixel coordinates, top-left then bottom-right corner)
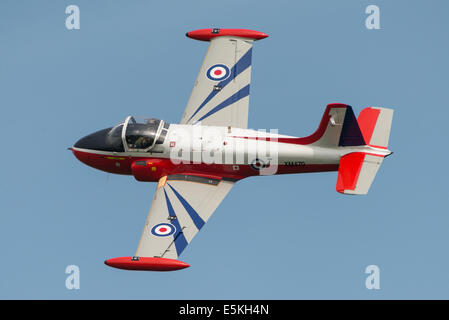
336 152 384 195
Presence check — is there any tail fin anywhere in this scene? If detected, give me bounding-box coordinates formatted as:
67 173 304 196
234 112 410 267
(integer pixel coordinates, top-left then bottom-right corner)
336 107 394 195
308 103 366 147
357 107 394 148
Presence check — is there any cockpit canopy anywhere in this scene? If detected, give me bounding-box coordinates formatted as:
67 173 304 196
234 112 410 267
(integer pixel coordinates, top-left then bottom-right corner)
122 116 169 151
74 116 169 152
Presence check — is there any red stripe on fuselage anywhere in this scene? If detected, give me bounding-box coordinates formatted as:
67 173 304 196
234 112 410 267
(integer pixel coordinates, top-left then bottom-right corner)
231 103 347 145
368 144 388 150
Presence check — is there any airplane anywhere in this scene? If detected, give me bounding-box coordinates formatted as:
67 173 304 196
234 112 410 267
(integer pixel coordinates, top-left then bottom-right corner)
71 28 394 271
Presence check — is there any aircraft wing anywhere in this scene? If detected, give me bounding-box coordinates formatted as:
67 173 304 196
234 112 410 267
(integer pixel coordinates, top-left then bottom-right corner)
180 28 268 129
135 174 235 259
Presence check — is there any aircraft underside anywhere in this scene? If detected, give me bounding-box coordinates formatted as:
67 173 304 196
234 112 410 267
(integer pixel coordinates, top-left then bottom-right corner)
72 146 341 181
71 28 393 271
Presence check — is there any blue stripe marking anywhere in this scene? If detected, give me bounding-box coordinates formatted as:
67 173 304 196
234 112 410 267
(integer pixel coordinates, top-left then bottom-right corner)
338 105 366 147
168 183 205 230
197 84 250 122
163 189 188 256
188 48 253 123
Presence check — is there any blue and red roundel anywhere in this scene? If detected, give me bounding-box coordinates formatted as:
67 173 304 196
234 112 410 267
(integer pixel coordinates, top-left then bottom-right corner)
206 64 230 81
151 223 176 237
250 158 268 171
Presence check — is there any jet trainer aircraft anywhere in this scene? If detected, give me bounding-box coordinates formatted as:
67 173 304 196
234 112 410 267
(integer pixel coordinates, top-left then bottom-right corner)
71 28 394 271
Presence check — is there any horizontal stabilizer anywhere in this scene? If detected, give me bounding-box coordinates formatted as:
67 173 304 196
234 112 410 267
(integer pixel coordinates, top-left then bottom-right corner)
336 152 384 195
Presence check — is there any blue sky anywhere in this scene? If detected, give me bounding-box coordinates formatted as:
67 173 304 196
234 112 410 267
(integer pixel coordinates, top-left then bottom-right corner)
1 0 448 299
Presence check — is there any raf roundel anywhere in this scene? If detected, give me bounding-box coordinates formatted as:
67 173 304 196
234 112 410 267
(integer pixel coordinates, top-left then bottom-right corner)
250 158 268 171
151 223 176 237
206 64 230 81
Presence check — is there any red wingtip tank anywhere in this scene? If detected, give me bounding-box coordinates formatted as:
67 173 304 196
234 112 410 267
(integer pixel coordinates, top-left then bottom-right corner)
186 28 268 41
105 256 190 271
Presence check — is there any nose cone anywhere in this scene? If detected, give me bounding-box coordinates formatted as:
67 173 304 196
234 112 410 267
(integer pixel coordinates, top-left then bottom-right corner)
74 128 110 150
73 128 124 152
71 128 129 174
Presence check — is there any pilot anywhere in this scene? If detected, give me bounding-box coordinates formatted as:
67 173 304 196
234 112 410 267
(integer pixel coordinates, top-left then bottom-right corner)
134 136 151 149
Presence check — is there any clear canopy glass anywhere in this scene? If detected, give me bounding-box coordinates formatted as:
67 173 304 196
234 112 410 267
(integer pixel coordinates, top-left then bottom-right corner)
109 116 169 152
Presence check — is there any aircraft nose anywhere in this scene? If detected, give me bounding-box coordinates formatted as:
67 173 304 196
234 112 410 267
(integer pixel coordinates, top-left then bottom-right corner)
74 128 110 150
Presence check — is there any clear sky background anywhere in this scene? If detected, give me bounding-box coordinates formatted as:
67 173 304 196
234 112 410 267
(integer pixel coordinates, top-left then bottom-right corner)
1 0 448 299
